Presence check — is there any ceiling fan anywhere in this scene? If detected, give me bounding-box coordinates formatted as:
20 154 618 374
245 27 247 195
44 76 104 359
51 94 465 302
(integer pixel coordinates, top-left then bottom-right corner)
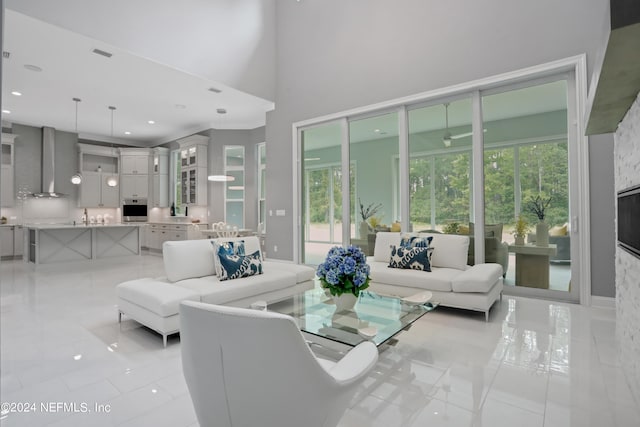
442 103 487 147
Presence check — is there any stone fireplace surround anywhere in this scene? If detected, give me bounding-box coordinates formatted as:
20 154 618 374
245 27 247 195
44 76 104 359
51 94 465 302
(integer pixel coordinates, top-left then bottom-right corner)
614 92 640 404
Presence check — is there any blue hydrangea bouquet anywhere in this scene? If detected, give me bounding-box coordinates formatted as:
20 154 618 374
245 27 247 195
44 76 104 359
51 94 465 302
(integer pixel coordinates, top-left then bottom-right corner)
316 245 371 297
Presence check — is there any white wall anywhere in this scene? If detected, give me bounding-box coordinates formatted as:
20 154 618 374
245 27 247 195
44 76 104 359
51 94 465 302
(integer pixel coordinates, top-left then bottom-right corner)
266 0 612 267
614 93 640 404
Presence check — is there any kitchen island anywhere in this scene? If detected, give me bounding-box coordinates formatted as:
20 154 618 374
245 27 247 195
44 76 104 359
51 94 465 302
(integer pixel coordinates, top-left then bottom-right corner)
25 223 142 265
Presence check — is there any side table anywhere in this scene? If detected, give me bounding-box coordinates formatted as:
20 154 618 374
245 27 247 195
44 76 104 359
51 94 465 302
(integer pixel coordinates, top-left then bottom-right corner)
508 244 557 289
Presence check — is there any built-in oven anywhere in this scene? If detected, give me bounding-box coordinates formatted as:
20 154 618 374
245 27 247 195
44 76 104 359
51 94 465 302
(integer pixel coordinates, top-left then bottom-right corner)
122 198 148 222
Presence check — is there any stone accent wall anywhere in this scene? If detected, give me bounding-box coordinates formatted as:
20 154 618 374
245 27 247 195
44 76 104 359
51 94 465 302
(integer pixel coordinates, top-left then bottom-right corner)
615 92 640 404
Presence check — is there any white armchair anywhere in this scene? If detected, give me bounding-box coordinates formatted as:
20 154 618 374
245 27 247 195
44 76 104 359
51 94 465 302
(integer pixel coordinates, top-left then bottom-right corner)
180 301 378 427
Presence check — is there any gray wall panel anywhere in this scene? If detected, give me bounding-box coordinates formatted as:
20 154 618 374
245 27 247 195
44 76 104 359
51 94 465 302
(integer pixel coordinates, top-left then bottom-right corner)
589 133 616 298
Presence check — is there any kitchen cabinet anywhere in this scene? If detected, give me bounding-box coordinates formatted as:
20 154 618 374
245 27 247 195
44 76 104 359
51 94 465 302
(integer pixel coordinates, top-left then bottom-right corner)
79 171 119 208
0 227 14 257
152 148 169 208
14 225 23 256
121 174 149 199
78 143 119 208
1 134 17 207
0 225 23 258
145 222 206 251
120 149 150 202
177 135 208 206
121 155 149 175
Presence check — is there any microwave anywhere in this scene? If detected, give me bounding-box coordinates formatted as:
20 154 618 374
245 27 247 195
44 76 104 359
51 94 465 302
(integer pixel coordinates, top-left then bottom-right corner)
122 198 148 222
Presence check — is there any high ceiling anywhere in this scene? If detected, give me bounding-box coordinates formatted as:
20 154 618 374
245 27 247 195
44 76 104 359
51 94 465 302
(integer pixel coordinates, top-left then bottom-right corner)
1 7 274 145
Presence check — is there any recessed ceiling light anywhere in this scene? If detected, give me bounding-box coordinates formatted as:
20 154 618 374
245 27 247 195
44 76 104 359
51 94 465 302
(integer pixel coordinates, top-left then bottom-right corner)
147 120 155 124
2 110 10 114
11 91 22 96
175 104 186 109
216 108 227 114
374 129 381 133
124 131 131 135
24 64 42 72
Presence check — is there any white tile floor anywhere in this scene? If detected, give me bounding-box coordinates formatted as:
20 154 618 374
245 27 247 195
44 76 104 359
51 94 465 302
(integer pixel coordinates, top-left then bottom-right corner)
1 255 638 426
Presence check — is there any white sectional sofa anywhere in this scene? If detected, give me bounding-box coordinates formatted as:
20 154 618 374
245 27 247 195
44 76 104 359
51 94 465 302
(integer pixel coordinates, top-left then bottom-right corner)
367 232 503 321
116 236 315 346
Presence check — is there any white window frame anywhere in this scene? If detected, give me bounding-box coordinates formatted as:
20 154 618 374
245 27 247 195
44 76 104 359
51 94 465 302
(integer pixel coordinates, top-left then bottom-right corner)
292 55 590 305
224 145 245 228
257 142 266 234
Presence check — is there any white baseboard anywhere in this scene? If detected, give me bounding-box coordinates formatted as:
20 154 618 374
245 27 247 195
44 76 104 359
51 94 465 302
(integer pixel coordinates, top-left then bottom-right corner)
591 295 616 308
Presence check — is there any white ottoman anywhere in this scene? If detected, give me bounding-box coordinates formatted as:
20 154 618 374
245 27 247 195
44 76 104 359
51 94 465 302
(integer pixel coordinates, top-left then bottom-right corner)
116 278 200 347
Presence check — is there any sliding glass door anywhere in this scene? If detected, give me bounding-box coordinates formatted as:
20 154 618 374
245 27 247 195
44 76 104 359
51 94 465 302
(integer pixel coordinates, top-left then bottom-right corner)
295 60 585 304
301 122 346 265
482 79 577 301
349 112 399 255
408 98 473 233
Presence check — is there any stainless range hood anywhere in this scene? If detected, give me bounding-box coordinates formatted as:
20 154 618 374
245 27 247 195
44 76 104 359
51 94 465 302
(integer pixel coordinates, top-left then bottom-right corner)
32 127 66 198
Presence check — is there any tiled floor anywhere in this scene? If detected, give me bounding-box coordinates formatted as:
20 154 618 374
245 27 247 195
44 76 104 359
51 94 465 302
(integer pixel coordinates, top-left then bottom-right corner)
1 255 638 426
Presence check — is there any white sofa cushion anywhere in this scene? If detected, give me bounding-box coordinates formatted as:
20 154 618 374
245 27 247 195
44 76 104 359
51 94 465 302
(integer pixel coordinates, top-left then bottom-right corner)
263 260 315 283
176 269 298 305
116 278 200 317
374 232 469 271
163 239 217 283
451 263 503 293
418 233 469 271
368 261 456 292
373 232 402 262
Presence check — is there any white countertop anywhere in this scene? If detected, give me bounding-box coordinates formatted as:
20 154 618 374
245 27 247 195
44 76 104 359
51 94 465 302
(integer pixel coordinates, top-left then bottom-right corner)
147 221 207 225
25 223 144 230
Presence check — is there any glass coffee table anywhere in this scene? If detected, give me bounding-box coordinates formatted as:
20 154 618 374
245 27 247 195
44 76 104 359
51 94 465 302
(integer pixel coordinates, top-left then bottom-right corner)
266 288 437 351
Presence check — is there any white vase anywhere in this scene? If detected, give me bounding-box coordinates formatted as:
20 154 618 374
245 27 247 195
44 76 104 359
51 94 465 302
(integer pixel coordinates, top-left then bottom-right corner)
359 221 370 239
536 221 549 247
334 293 357 312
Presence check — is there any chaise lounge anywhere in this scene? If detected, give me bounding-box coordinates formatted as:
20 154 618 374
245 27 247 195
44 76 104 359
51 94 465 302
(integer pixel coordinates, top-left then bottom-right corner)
116 236 315 346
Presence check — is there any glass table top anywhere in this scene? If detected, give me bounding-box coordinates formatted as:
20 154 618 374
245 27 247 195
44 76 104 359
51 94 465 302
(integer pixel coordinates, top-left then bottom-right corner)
267 288 437 347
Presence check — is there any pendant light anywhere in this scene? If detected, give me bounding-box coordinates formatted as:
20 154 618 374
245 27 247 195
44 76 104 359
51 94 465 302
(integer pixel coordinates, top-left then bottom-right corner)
106 106 118 187
442 103 452 148
70 97 83 184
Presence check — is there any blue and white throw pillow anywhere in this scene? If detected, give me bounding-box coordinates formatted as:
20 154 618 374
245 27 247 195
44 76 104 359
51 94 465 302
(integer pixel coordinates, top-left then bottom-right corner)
400 235 433 249
389 245 433 272
218 250 263 281
212 240 245 276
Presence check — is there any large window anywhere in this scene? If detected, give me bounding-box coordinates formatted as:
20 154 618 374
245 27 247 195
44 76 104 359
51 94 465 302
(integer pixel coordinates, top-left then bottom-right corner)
224 146 244 228
408 98 472 232
295 59 586 303
257 143 266 234
482 80 570 292
301 122 343 264
349 112 399 254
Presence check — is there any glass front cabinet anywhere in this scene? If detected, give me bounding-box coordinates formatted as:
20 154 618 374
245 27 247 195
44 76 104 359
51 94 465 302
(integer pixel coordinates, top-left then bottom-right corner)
176 135 208 207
